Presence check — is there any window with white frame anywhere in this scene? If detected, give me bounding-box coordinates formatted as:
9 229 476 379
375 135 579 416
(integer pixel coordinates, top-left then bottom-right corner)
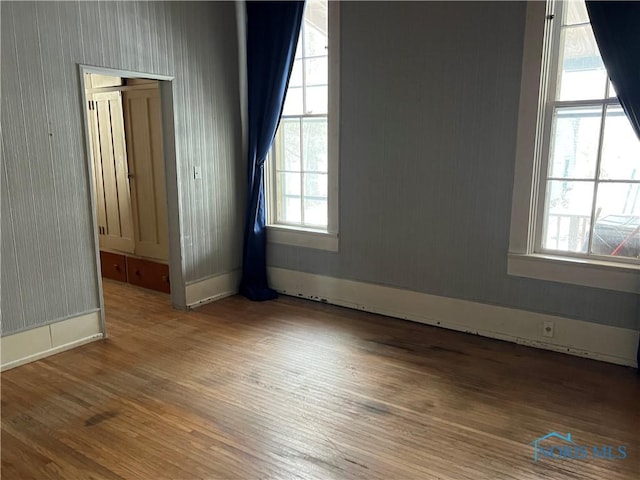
509 0 640 293
537 0 640 261
266 0 339 250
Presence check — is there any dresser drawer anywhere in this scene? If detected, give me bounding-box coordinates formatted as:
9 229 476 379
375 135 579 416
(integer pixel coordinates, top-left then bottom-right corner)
100 251 127 283
125 257 170 293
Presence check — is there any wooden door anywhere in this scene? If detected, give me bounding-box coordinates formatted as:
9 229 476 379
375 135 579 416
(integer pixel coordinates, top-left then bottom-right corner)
87 91 135 253
123 87 169 261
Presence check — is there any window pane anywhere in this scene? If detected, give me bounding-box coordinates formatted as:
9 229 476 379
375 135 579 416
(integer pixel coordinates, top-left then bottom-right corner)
608 80 617 98
563 1 589 26
303 198 327 227
303 0 327 57
279 172 301 196
282 197 302 224
294 38 302 60
289 61 303 88
278 172 301 224
557 25 607 101
599 105 640 180
548 106 602 179
592 184 640 258
542 180 594 252
304 22 327 57
302 118 328 172
304 173 327 198
305 57 328 87
283 87 303 116
280 119 301 171
305 85 328 114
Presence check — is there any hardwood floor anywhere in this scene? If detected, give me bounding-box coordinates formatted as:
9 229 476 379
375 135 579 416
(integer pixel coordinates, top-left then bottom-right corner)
2 280 639 479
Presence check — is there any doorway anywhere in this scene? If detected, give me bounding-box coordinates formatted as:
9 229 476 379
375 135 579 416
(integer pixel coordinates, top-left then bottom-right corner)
80 66 184 336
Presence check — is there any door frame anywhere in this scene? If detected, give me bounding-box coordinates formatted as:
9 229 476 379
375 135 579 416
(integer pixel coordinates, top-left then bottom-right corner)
79 65 186 337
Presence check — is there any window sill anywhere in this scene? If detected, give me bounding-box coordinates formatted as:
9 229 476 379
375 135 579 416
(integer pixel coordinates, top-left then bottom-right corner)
507 253 640 294
266 225 339 252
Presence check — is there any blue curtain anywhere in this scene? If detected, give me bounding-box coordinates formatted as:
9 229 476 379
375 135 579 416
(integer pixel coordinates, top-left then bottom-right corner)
239 1 305 301
585 1 640 371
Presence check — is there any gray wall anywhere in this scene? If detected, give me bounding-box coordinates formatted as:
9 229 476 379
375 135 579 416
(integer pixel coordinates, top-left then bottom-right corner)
268 1 640 330
1 1 244 335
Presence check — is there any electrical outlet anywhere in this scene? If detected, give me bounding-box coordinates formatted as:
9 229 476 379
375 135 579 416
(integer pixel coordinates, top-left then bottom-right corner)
543 320 554 338
193 165 202 180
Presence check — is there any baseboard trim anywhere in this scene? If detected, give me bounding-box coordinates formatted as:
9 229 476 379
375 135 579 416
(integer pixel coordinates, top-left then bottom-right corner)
1 311 103 371
267 267 639 368
185 270 241 308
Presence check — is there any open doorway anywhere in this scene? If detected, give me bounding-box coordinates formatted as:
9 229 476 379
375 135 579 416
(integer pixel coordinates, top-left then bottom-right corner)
85 73 170 291
80 66 184 335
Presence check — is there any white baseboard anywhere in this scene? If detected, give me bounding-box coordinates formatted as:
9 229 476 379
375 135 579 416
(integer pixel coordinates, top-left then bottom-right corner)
268 267 639 368
185 270 241 308
1 311 103 371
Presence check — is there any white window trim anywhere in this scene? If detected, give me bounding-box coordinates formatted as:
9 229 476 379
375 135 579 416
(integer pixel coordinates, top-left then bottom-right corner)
266 0 340 252
508 0 640 294
267 224 338 251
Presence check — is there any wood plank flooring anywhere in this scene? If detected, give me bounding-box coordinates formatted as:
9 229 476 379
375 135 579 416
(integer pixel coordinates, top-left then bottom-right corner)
2 280 639 479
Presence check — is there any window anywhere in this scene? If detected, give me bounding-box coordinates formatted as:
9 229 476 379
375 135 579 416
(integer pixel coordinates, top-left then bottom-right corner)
265 0 339 251
509 0 640 293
